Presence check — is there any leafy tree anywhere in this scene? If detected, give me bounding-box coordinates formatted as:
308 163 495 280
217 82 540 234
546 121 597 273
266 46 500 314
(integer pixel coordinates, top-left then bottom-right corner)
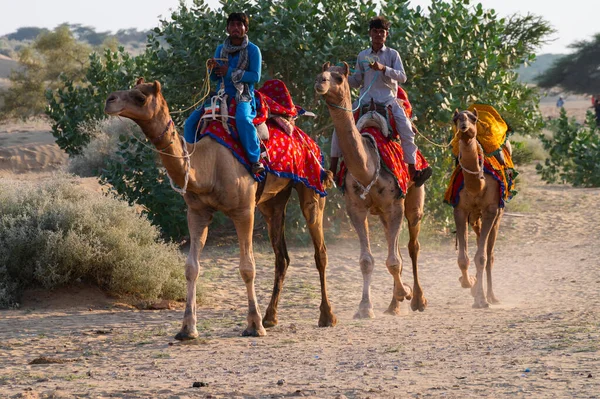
45 0 553 240
5 27 49 41
536 33 600 94
536 109 600 187
0 25 91 120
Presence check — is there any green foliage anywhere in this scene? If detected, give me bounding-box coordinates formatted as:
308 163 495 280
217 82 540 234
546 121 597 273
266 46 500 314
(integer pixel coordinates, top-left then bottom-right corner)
45 48 149 155
536 109 600 187
0 176 188 309
0 26 92 121
510 141 535 165
45 0 552 240
536 33 600 94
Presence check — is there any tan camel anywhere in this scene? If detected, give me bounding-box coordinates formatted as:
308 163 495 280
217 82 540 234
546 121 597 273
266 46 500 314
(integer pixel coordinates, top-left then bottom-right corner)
314 62 427 317
104 78 337 339
452 109 503 308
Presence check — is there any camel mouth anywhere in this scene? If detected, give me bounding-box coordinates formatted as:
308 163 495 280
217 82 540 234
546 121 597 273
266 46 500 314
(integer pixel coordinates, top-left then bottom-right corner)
104 104 124 116
314 85 327 95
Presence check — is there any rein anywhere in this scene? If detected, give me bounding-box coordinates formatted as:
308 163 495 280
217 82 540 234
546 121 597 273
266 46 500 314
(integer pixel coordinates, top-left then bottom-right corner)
458 137 484 179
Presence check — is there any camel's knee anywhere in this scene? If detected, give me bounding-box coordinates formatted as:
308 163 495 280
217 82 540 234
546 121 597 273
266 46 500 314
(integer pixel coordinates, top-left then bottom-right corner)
458 255 470 271
359 254 374 275
408 239 420 255
239 263 256 284
386 256 402 275
475 254 487 270
314 249 327 271
405 208 423 227
185 262 200 281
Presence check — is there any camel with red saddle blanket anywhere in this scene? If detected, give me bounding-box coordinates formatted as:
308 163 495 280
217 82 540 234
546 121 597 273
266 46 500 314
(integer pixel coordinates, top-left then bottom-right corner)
315 62 428 317
104 78 337 340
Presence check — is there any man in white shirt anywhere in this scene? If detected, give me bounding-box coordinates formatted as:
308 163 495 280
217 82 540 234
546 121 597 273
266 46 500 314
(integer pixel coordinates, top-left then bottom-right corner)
330 16 430 187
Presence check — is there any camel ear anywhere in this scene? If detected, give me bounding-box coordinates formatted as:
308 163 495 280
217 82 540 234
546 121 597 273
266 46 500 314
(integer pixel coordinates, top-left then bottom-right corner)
341 61 349 77
136 77 145 85
452 109 459 123
469 109 478 123
153 80 162 94
322 62 331 72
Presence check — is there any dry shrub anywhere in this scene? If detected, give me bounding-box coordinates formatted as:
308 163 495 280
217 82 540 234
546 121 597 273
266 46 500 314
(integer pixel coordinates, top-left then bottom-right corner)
67 118 138 177
0 174 189 308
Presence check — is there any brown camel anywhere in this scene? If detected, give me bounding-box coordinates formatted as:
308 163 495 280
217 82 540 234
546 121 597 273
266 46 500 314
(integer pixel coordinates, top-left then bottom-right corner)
104 78 337 339
452 109 503 308
314 62 427 317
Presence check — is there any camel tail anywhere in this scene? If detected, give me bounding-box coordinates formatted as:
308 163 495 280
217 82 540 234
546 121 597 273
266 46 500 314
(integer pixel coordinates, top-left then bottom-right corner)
322 169 335 190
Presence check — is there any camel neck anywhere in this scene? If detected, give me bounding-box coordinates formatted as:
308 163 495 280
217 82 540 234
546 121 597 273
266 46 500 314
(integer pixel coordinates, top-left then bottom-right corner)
137 110 194 192
459 136 485 192
325 91 377 186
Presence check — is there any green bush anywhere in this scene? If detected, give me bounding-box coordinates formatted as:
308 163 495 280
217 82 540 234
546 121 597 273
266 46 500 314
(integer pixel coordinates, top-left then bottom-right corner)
0 175 189 308
536 109 600 187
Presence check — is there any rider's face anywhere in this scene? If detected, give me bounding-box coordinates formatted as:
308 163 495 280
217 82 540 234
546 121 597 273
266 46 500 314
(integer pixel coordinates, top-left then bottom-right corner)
227 20 247 40
369 28 388 47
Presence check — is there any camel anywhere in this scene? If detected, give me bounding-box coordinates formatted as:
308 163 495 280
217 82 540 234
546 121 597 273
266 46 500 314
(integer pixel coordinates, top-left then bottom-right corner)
452 109 503 308
314 62 427 317
104 78 337 339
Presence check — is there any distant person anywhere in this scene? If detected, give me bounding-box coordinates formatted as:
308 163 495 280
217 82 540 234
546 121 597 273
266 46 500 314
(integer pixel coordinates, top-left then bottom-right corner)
556 96 564 108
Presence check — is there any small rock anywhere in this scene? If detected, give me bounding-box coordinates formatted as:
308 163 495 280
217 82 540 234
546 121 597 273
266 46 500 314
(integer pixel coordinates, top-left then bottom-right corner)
524 368 531 373
588 373 593 378
277 379 285 386
192 381 209 388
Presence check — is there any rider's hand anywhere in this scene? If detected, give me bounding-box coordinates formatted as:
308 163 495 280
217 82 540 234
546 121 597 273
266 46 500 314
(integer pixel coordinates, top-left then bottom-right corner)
369 61 386 72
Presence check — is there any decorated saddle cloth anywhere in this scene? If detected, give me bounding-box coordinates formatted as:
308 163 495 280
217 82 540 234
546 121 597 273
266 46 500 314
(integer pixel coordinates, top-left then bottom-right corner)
444 104 517 208
337 127 430 198
187 79 327 196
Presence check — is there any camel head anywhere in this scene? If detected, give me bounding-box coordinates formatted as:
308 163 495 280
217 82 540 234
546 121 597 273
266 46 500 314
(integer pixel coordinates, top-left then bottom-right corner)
104 78 166 122
453 109 478 139
314 61 350 100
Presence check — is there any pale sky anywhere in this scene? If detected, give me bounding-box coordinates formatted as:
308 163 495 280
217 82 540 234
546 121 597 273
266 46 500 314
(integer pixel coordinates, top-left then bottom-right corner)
1 0 597 55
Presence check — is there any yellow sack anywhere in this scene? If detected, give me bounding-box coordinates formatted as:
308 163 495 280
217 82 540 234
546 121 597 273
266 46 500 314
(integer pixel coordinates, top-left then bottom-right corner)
451 103 508 157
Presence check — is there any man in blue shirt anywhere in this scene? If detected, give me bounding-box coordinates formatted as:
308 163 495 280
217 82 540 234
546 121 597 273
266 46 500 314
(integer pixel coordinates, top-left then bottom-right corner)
185 12 264 175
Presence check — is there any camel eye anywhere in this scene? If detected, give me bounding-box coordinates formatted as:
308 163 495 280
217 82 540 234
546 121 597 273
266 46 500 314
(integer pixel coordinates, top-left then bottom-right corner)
131 91 147 105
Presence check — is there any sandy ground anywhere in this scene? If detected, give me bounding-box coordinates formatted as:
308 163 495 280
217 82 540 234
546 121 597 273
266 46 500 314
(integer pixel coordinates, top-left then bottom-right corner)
0 110 599 398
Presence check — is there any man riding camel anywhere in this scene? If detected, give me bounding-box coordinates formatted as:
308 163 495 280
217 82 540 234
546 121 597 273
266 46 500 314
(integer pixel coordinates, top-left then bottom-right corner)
184 12 264 175
330 16 431 186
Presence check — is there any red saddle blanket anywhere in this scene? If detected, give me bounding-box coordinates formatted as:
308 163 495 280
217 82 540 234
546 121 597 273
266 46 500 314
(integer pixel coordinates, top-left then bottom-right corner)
337 127 429 198
195 80 327 196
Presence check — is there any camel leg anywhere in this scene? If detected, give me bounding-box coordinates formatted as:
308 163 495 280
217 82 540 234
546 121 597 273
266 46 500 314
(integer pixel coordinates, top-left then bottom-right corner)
454 207 476 289
485 210 503 304
175 207 213 341
404 184 427 312
347 200 375 319
231 208 266 337
258 186 293 328
297 184 337 327
471 208 500 309
379 202 412 316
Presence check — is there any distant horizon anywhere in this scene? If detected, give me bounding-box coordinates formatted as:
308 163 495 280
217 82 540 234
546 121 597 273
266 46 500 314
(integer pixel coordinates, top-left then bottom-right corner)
2 0 597 55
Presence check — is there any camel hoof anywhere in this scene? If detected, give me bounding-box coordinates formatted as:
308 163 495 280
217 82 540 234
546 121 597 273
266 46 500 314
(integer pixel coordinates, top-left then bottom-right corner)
242 327 267 337
459 275 476 289
384 306 401 316
354 308 375 319
487 296 500 305
411 296 428 312
318 313 338 327
262 318 278 329
174 330 199 341
472 301 490 309
395 284 412 302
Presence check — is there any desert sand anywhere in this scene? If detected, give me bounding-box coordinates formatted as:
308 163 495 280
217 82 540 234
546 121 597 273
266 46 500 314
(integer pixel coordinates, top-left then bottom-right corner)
0 104 598 398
